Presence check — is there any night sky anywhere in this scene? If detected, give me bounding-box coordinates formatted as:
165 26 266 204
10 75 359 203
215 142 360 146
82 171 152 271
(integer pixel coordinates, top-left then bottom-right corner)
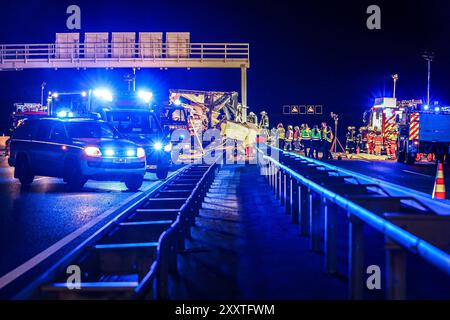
1 0 450 134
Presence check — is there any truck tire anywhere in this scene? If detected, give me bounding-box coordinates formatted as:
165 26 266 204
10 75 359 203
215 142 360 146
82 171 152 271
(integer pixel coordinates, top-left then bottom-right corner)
125 175 144 191
405 151 416 164
15 156 34 186
65 160 87 191
156 167 169 180
396 151 405 163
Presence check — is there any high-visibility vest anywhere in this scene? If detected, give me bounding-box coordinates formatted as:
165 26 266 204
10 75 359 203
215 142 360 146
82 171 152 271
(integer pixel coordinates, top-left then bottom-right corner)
374 135 383 145
322 128 333 143
301 129 311 139
311 130 321 140
294 130 300 140
286 129 294 141
278 127 285 139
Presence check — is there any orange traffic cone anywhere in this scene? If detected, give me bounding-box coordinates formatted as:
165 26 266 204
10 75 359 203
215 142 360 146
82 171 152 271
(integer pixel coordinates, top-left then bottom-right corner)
432 162 446 199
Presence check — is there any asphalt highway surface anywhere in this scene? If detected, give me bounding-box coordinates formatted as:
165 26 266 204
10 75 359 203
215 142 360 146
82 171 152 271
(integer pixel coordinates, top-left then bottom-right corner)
0 155 173 295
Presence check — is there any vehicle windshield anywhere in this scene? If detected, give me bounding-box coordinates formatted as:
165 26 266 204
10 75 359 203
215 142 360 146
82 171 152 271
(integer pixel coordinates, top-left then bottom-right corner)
66 122 117 139
105 111 160 134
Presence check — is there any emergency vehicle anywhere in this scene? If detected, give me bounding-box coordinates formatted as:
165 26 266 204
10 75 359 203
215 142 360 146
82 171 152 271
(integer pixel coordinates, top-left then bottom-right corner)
46 89 174 179
396 104 450 164
365 98 450 163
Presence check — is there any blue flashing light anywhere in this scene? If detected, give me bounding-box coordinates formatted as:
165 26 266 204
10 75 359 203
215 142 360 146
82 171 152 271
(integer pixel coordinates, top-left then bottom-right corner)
93 89 113 102
423 105 429 111
126 149 136 157
434 106 441 112
138 90 153 104
153 142 163 151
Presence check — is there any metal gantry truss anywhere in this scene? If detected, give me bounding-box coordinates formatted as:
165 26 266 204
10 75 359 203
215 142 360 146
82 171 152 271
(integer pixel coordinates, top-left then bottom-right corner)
0 42 250 70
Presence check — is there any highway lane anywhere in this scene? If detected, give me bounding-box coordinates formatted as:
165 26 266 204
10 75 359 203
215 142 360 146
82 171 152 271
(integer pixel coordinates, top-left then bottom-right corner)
0 156 170 281
326 159 450 199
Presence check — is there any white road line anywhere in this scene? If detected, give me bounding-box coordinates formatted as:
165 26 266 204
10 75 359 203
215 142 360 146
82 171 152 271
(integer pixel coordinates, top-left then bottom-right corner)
0 179 161 290
402 170 433 178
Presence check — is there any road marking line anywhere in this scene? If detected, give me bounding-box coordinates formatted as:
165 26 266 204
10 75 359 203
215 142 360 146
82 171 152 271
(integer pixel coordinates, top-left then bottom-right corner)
0 179 162 290
402 170 433 178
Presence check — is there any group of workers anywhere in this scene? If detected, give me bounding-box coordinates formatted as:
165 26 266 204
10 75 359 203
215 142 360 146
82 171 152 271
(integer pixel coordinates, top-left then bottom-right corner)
272 122 334 160
345 126 398 159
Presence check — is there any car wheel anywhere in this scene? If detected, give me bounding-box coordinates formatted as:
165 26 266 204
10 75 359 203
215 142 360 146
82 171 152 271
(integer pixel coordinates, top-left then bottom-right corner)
156 167 169 180
125 175 144 191
66 160 87 191
15 156 34 186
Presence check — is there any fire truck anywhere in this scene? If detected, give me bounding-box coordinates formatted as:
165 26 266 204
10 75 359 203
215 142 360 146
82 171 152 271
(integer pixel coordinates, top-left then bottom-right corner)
365 98 450 163
396 104 450 164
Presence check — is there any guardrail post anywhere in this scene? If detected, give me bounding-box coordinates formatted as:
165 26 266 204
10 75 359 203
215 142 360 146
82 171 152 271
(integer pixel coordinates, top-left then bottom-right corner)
309 191 321 252
276 169 281 200
299 185 309 236
280 170 285 206
348 215 365 300
285 174 291 215
291 178 299 224
386 247 407 300
272 164 277 194
323 199 338 274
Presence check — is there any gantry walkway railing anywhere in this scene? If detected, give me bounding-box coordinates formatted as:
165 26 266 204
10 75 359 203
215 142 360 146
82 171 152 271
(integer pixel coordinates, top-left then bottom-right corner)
0 42 250 70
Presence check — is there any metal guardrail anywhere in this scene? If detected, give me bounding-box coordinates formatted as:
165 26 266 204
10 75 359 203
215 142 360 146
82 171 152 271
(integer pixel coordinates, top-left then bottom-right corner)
15 163 218 300
0 42 250 69
257 145 450 300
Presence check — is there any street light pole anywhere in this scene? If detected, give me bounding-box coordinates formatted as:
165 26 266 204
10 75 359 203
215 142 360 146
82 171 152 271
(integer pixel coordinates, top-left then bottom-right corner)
391 74 398 99
40 82 46 106
422 52 435 106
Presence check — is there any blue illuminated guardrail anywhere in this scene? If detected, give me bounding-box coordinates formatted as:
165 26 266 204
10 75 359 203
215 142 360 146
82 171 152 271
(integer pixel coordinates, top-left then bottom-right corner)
257 145 450 299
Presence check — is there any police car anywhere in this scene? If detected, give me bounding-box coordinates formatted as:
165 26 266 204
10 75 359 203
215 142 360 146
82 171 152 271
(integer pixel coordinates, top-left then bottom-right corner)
8 118 147 191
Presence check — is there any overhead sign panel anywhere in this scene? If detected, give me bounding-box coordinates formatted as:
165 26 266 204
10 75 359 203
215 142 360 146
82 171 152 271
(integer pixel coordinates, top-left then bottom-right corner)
166 32 190 58
55 33 80 59
84 32 109 58
139 32 163 58
112 32 136 58
282 105 324 115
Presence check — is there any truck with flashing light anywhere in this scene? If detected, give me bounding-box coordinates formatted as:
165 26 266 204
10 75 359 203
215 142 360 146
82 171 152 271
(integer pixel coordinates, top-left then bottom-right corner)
88 89 172 179
365 98 450 163
396 105 450 164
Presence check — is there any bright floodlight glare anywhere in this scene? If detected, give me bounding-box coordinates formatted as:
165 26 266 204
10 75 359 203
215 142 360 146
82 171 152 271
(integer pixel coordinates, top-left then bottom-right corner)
81 91 87 97
52 92 59 98
126 149 136 157
68 112 74 118
153 142 163 151
423 105 429 111
174 99 182 106
434 106 440 112
93 89 113 102
138 91 153 103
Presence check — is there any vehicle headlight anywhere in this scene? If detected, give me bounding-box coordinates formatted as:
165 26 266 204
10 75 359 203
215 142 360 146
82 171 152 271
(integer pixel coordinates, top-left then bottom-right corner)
126 149 136 157
84 146 102 157
153 142 163 151
164 143 172 152
104 149 115 157
137 147 146 158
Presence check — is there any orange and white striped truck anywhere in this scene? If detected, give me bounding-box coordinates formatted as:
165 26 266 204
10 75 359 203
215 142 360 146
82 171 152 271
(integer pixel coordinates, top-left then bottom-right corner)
366 98 450 164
